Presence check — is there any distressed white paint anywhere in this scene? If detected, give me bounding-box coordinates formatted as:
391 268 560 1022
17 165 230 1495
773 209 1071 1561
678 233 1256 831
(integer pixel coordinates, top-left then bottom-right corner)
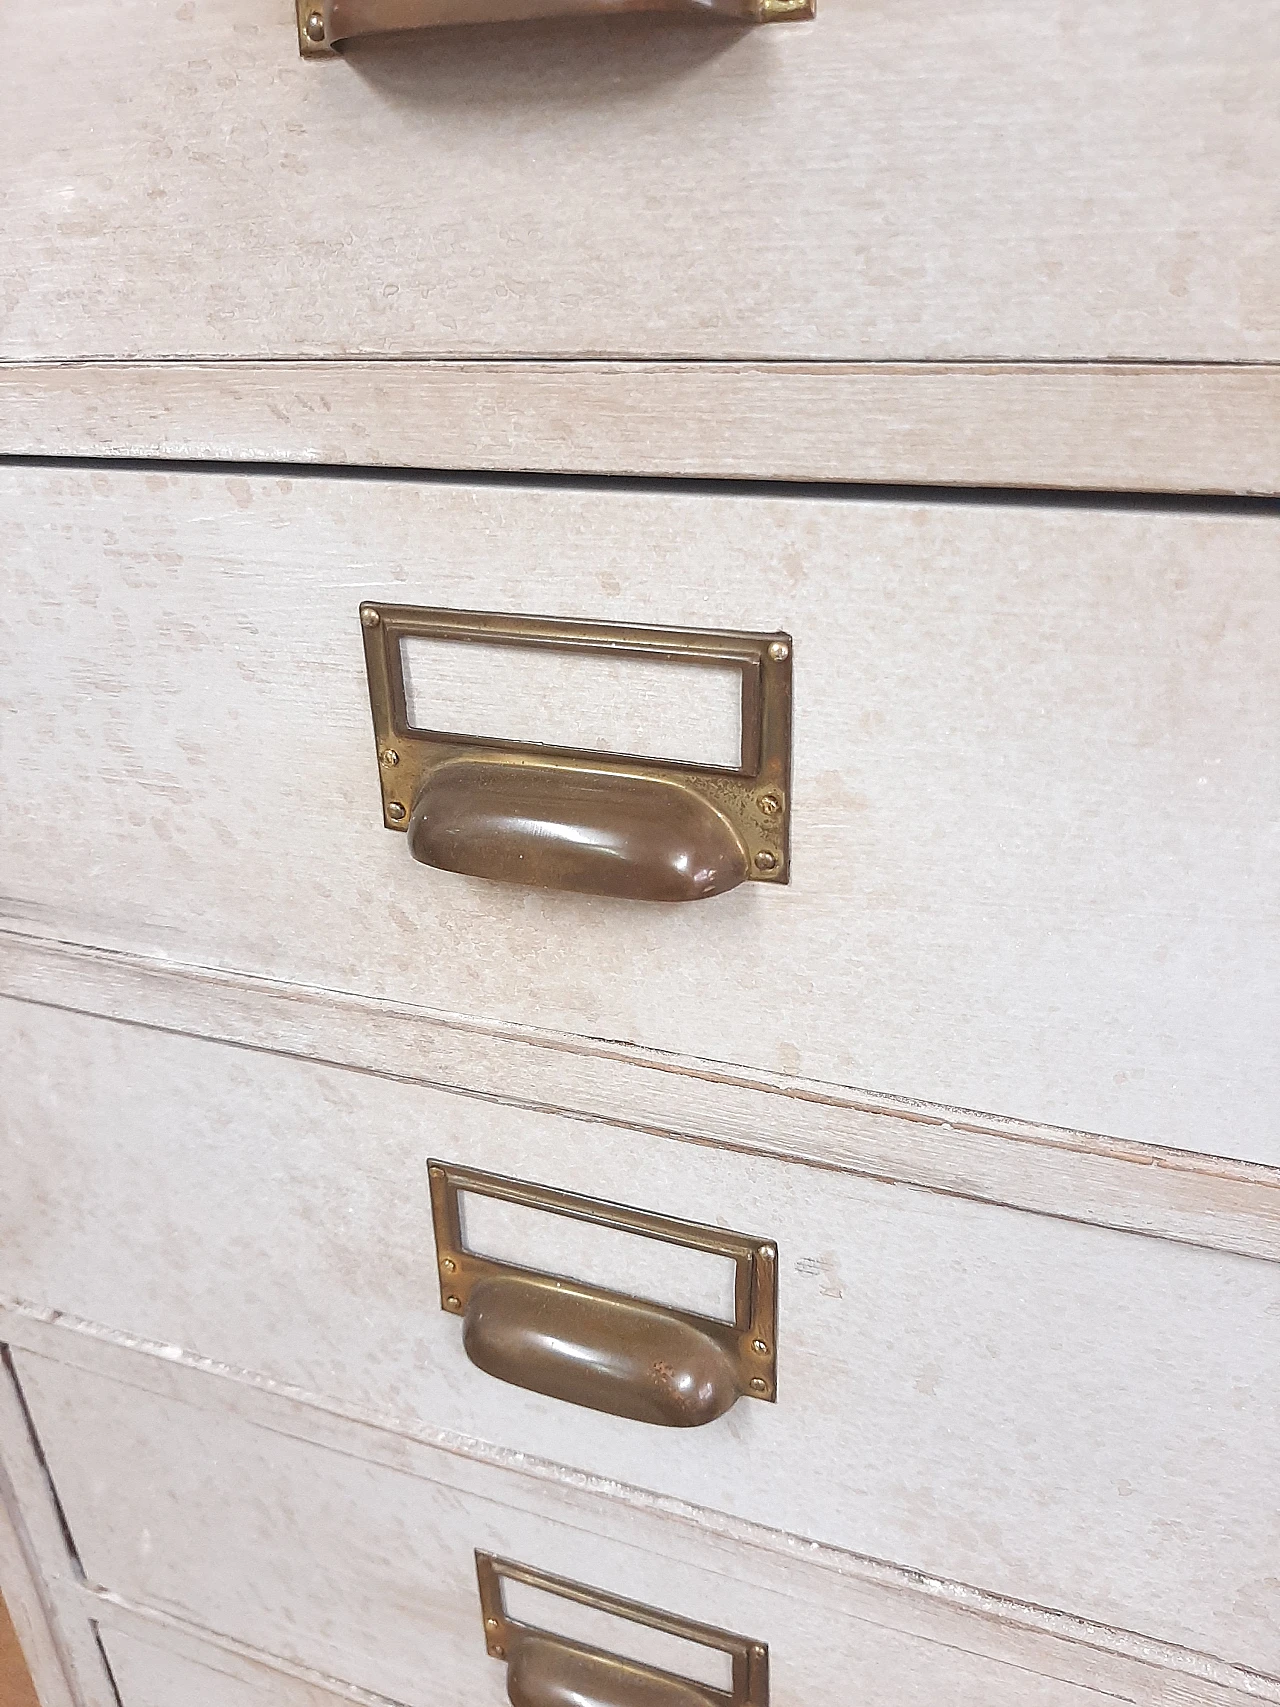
11 1346 1270 1707
3 1 1278 362
2 465 1277 1155
3 936 1276 1263
98 1628 351 1707
1 361 1279 496
2 1007 1277 1670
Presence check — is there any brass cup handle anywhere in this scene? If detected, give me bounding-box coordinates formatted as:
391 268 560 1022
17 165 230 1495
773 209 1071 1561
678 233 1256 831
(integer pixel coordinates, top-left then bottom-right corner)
477 1555 770 1707
300 0 814 51
359 605 793 904
430 1163 779 1428
505 1630 723 1707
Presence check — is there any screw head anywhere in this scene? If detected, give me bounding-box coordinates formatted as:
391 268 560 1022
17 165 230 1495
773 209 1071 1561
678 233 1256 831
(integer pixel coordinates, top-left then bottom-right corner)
752 1338 769 1355
758 1244 777 1261
491 1645 505 1660
441 1258 456 1274
382 749 400 766
361 606 381 627
485 1618 500 1632
754 850 778 872
445 1294 461 1310
767 639 789 662
749 1376 769 1393
386 801 407 822
758 793 782 816
304 9 326 42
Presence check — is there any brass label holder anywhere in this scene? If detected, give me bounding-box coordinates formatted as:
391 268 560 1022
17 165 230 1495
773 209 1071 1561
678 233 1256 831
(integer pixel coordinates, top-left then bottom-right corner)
429 1161 779 1409
360 604 792 889
476 1553 770 1707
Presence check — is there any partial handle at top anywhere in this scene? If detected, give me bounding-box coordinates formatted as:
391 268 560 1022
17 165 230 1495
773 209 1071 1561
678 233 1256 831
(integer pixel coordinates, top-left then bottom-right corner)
299 0 813 52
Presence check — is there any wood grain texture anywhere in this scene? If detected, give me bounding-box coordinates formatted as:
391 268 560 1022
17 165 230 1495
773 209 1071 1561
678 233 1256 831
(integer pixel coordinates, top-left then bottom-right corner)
3 0 1277 364
3 1008 1277 1671
0 1357 117 1707
2 464 1277 1156
0 1582 46 1707
3 935 1279 1265
99 1626 354 1707
8 1332 1276 1707
3 361 1280 495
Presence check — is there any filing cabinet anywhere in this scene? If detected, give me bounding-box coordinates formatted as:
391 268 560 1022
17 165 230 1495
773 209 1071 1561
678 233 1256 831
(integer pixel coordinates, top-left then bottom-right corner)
1 4 1277 1705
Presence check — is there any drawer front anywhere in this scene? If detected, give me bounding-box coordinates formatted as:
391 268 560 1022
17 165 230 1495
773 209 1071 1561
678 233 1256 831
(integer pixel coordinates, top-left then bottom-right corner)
3 465 1277 1157
3 1005 1277 1670
8 1351 1158 1707
3 0 1277 364
99 1629 345 1707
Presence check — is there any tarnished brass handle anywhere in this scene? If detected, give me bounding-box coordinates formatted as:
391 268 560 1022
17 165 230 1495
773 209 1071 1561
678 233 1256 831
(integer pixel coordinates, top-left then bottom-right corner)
300 0 813 53
505 1631 722 1707
408 759 749 904
430 1163 779 1427
477 1556 770 1707
464 1272 742 1427
359 605 793 904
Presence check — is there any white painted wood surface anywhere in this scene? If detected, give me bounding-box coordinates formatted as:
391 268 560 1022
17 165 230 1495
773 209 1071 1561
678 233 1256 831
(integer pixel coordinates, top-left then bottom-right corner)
4 937 1279 1263
3 1006 1277 1671
4 362 1280 496
0 1356 119 1707
9 1315 1273 1707
3 0 1278 363
10 1344 1273 1707
3 465 1277 1155
99 1627 351 1707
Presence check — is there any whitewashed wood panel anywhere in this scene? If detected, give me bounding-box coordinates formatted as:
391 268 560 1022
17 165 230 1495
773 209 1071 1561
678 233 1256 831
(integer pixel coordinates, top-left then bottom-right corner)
9 1349 1245 1707
99 1628 351 1707
2 465 1277 1155
3 362 1279 496
2 1007 1277 1670
4 937 1278 1264
2 0 1277 363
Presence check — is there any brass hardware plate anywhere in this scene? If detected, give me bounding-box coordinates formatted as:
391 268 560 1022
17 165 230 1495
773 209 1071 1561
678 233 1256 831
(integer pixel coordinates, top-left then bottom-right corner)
359 605 792 886
295 0 336 54
476 1553 770 1707
429 1161 779 1404
300 0 814 55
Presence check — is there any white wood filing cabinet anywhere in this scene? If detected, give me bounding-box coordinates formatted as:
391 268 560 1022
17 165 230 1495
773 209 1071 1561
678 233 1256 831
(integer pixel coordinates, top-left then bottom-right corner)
1 4 1277 1706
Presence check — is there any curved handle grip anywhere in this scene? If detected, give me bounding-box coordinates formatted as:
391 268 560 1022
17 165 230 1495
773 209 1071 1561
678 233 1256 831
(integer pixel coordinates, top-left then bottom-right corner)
408 760 750 903
463 1272 743 1427
505 1631 722 1707
301 0 813 51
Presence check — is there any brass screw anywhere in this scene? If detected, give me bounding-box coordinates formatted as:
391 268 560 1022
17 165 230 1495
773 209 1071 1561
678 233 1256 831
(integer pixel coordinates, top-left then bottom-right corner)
386 801 407 822
441 1257 457 1274
759 1244 777 1261
445 1294 461 1310
754 850 778 872
304 9 326 42
768 640 789 662
382 749 400 767
360 606 381 627
752 1338 769 1355
758 793 781 816
749 1377 769 1393
491 1645 505 1660
485 1618 500 1632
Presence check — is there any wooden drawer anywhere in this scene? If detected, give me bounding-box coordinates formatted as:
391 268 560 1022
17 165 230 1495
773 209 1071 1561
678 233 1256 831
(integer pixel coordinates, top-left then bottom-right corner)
6 1346 1248 1707
3 1003 1276 1672
3 0 1277 365
98 1629 347 1707
3 464 1277 1156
